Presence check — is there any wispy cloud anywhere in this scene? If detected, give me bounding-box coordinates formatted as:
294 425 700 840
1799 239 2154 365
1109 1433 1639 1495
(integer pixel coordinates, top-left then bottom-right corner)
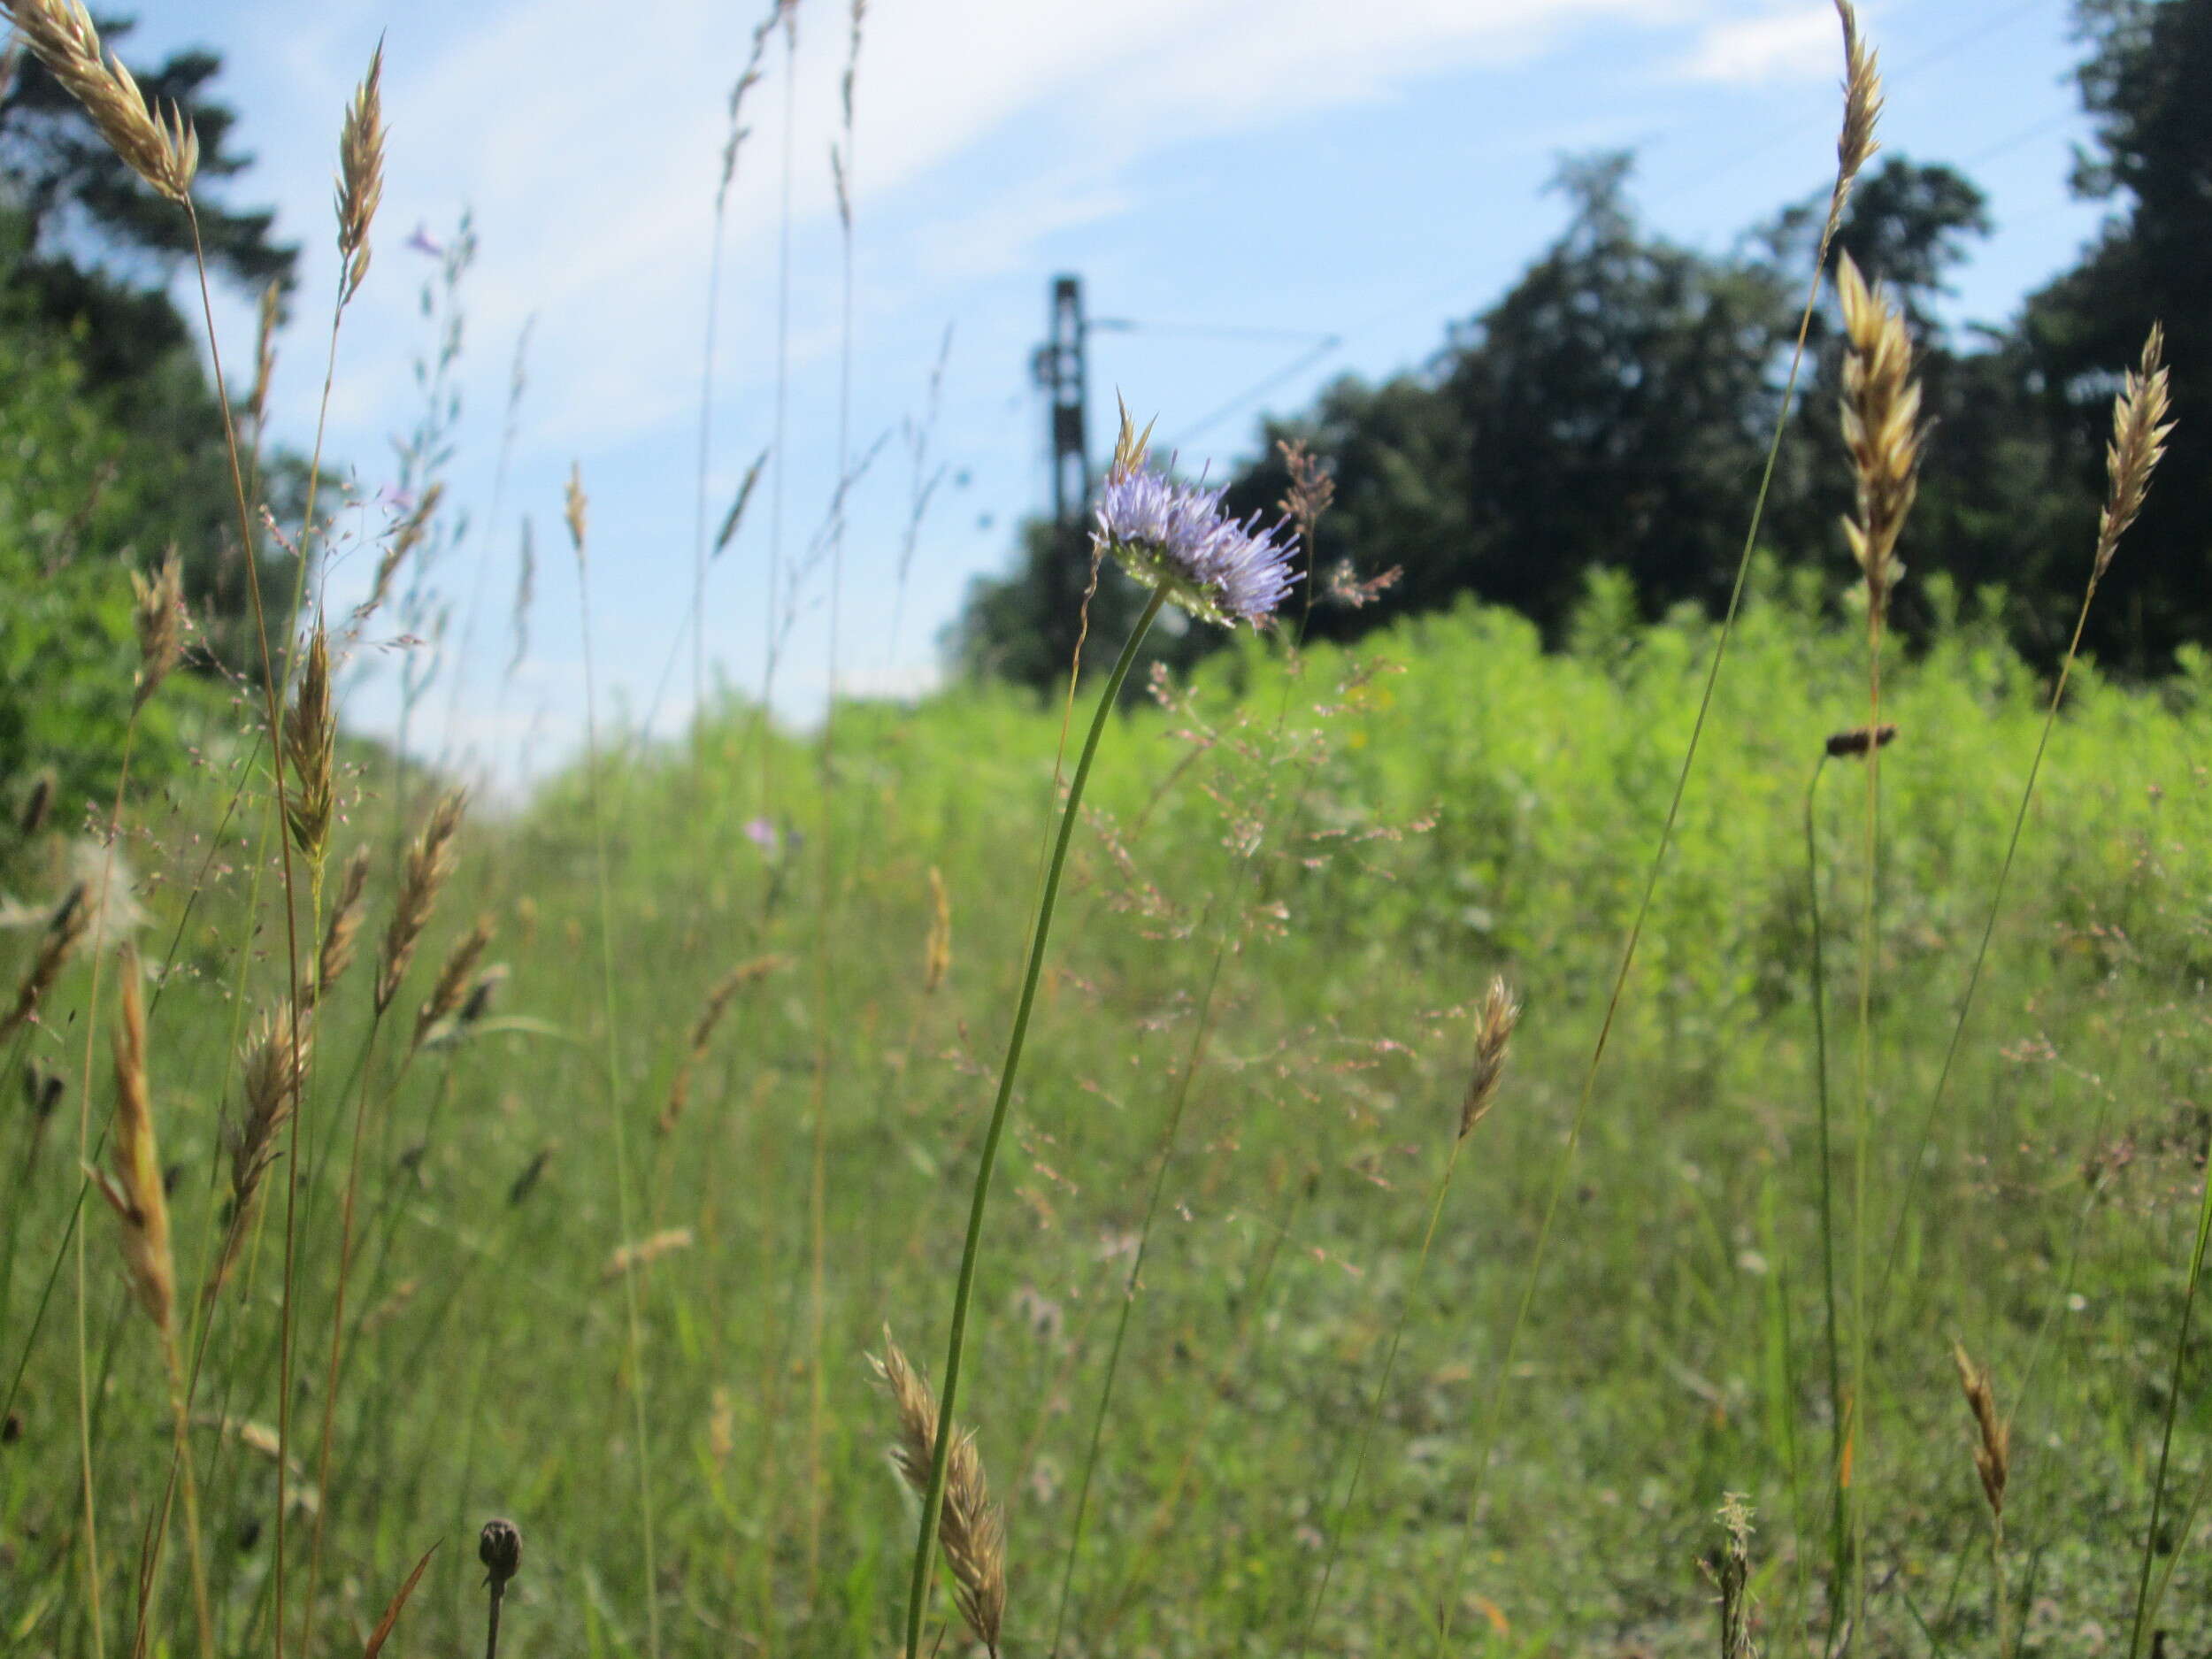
1674 2 1839 83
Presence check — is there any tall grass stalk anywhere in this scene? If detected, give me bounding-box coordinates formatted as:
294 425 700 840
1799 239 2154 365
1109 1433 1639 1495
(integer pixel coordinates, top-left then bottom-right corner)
2127 1130 2212 1658
185 196 313 1659
1872 325 2170 1328
1801 749 1851 1616
570 467 663 1659
1424 9 1876 1645
902 585 1167 1659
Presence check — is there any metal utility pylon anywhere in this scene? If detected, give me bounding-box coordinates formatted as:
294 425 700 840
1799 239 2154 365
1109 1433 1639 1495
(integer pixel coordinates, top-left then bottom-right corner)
1030 273 1093 670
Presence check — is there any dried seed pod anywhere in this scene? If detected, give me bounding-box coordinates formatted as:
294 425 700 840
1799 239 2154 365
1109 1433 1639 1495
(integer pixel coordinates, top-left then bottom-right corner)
1824 723 1899 759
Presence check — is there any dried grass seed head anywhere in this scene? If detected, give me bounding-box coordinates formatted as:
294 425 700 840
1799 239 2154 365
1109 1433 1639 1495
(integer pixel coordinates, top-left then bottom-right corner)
312 845 374 1006
3 0 198 201
336 41 386 302
563 464 588 564
1458 976 1521 1141
1836 251 1922 620
871 1333 1007 1657
412 913 495 1050
2093 321 2175 581
924 866 953 994
1831 0 1882 219
1824 721 1899 760
4 879 91 1041
130 545 187 710
1951 1341 2009 1523
283 618 337 864
375 788 467 1015
89 957 175 1335
17 768 53 837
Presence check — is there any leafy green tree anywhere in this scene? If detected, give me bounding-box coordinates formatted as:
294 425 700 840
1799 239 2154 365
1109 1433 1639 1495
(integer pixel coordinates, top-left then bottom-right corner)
0 15 302 686
2019 0 2211 668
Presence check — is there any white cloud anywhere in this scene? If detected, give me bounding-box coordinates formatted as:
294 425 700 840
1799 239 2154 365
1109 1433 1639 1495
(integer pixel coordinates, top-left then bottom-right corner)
1674 3 1839 82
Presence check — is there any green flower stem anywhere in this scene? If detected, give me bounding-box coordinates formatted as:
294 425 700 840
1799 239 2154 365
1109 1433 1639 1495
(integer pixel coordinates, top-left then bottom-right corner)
902 586 1166 1659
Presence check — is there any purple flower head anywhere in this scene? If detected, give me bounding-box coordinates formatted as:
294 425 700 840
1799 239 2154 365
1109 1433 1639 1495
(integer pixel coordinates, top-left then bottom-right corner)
742 816 780 855
404 223 444 257
1091 407 1296 629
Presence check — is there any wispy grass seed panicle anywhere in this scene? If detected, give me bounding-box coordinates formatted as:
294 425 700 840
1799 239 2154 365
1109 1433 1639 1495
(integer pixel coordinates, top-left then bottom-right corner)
130 545 187 710
375 787 467 1016
412 913 495 1052
1951 1341 2010 1525
357 481 445 626
1458 976 1521 1141
88 956 175 1336
658 954 787 1134
1830 0 1882 227
311 845 374 1007
2093 322 2174 582
336 40 385 303
874 1333 1007 1658
283 618 337 865
1 0 198 201
1835 251 1922 626
3 879 90 1041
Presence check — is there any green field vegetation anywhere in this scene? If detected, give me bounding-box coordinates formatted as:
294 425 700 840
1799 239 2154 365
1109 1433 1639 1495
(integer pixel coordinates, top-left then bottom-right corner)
6 577 2211 1656
4 0 2212 1655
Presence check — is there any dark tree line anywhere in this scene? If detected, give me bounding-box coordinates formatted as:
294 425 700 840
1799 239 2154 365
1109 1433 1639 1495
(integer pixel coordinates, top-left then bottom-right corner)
0 12 302 675
956 0 2209 683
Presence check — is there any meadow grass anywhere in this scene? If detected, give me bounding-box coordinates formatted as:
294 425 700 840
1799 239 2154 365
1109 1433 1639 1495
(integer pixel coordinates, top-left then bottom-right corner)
2 3 2208 1655
6 579 2211 1656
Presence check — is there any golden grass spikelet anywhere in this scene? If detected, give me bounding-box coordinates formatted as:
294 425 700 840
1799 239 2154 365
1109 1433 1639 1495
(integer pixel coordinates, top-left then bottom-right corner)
336 40 385 302
1830 0 1881 224
1 0 198 200
283 618 337 864
412 913 495 1052
658 954 788 1134
375 787 467 1016
2 880 90 1042
1951 1341 2009 1524
923 867 953 995
88 956 175 1335
600 1226 694 1281
2093 322 2174 582
1458 976 1521 1141
872 1332 1008 1658
130 545 186 710
1836 251 1922 626
311 845 373 1007
210 999 313 1297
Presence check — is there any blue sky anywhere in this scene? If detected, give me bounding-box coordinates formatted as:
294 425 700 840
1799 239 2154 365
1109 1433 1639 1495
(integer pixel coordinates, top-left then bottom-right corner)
141 0 2105 787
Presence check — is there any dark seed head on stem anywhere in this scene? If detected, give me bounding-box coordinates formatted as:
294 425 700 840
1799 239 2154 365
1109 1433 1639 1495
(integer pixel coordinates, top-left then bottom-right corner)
480 1517 522 1586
